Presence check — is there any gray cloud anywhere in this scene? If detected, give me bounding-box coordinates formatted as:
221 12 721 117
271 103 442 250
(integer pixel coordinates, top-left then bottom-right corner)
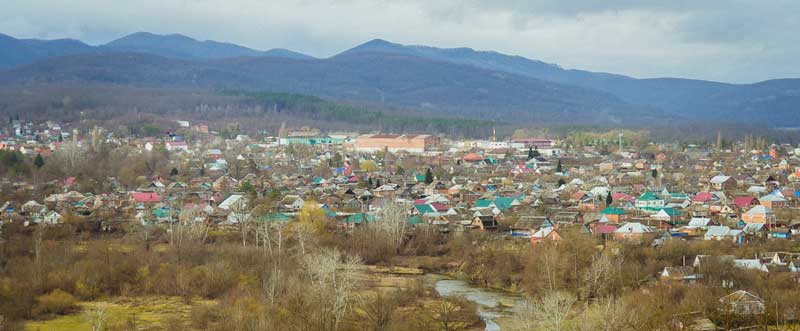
0 0 798 83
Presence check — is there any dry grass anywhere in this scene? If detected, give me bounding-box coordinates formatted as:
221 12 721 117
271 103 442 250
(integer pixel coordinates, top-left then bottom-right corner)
25 296 214 331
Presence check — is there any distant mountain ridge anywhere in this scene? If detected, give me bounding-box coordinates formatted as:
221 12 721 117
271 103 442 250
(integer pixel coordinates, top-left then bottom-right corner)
340 39 800 124
0 33 96 70
0 32 314 70
0 32 799 126
340 39 734 113
102 32 314 60
0 51 656 125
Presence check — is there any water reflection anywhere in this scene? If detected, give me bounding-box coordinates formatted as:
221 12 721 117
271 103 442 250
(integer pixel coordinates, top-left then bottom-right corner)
435 279 523 331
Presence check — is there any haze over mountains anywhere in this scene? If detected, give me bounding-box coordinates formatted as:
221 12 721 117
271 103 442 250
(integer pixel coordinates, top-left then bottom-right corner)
1 32 798 127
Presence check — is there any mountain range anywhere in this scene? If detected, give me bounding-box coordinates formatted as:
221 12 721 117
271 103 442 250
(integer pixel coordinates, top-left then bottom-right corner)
1 32 798 127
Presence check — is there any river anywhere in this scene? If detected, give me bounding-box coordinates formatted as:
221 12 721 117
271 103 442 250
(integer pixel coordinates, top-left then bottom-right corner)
434 279 524 331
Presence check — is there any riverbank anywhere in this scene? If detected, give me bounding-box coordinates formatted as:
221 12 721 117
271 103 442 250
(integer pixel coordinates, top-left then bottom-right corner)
367 264 523 331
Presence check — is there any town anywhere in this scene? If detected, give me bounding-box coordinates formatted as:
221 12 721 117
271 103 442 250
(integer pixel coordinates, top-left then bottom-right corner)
2 116 800 330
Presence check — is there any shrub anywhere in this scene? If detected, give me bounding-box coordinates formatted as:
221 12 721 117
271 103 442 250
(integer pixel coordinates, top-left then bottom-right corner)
33 289 78 316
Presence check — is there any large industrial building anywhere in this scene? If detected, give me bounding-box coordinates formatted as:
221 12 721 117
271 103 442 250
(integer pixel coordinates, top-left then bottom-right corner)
354 134 439 154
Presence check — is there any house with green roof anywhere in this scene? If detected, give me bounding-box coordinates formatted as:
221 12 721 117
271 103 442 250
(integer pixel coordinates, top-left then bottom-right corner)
635 191 665 209
152 208 171 222
344 213 376 225
472 199 495 209
493 197 519 211
407 215 423 226
415 204 436 215
257 213 292 223
601 206 626 223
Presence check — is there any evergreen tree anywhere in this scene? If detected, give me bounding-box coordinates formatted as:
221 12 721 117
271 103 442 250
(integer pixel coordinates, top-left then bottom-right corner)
34 154 45 169
527 147 534 160
606 193 613 206
425 168 434 184
532 147 540 157
556 159 563 173
557 178 566 187
651 169 658 179
170 167 179 176
332 152 343 167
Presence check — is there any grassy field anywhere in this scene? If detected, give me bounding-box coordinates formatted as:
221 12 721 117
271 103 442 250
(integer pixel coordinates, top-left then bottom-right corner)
25 296 211 331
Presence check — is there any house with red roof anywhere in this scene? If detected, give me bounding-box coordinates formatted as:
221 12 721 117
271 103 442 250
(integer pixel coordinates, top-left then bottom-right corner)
132 192 161 203
693 192 713 204
64 176 76 189
462 153 484 163
733 196 759 210
612 193 635 203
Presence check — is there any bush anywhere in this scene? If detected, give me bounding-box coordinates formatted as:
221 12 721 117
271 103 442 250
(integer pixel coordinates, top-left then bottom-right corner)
33 289 78 316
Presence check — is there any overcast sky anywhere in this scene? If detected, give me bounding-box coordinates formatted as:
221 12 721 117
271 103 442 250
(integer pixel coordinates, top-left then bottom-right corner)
2 0 798 83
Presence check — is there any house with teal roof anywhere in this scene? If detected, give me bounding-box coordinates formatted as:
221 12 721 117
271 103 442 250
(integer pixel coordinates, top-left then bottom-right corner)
635 191 665 209
407 215 423 226
344 213 376 225
493 197 520 211
601 206 626 223
257 213 292 223
153 207 171 222
472 199 495 210
414 204 437 215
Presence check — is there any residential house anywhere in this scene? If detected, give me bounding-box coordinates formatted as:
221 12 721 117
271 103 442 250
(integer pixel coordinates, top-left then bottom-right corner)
279 195 305 212
741 205 776 225
530 227 562 245
660 266 698 283
719 291 765 315
471 209 498 231
733 196 759 210
710 175 737 191
600 206 626 223
614 222 654 241
635 191 666 210
704 226 744 243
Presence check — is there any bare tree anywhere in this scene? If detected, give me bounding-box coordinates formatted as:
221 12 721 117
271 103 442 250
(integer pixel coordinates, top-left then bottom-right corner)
33 223 48 290
302 249 363 331
577 298 639 331
581 253 621 300
53 141 86 175
377 201 408 254
85 307 108 331
178 204 210 244
229 200 250 247
513 291 575 331
258 219 287 304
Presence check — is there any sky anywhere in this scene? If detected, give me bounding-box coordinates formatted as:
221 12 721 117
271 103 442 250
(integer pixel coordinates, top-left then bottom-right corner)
1 0 798 83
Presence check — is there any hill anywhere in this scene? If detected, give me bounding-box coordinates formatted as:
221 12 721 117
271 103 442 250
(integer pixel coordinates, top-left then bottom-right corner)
0 33 95 70
0 51 657 125
0 32 314 70
103 32 315 60
341 39 800 125
1 32 799 126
